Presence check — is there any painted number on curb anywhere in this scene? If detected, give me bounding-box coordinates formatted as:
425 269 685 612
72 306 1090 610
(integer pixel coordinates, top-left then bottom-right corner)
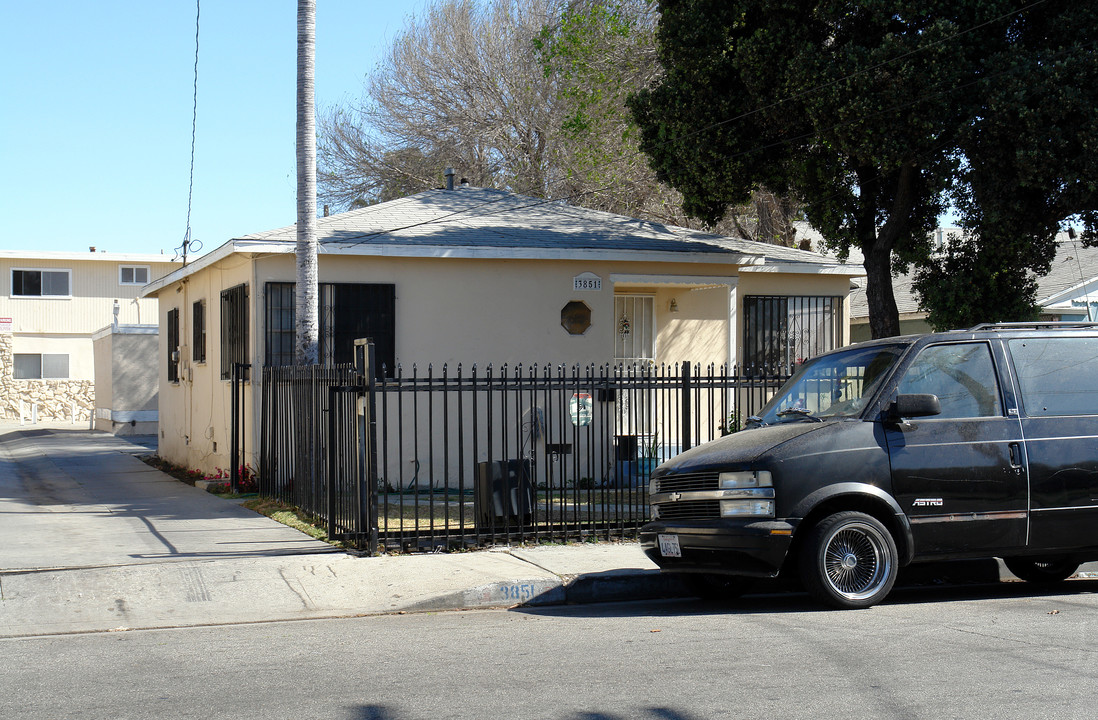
501 584 536 602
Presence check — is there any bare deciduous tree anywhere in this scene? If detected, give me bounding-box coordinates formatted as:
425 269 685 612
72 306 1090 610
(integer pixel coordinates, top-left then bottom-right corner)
320 0 568 207
319 0 803 246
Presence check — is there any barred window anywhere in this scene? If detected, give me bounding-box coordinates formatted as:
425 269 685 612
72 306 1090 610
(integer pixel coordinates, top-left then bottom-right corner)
743 296 843 374
221 284 248 380
192 300 206 363
167 308 180 383
265 281 395 377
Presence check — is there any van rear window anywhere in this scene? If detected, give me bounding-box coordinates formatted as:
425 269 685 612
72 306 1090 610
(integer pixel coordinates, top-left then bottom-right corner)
1009 337 1098 416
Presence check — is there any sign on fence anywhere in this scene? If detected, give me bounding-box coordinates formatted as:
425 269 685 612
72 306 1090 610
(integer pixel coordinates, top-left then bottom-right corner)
569 393 593 426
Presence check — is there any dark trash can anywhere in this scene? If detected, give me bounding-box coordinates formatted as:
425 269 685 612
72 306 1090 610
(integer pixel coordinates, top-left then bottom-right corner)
476 459 533 529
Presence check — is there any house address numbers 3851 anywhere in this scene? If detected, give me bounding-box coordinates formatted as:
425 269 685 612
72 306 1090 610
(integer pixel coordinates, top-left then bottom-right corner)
573 272 602 291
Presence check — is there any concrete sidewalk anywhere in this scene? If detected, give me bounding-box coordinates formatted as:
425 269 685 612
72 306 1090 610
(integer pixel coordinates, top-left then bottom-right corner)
2 425 1095 639
0 424 677 638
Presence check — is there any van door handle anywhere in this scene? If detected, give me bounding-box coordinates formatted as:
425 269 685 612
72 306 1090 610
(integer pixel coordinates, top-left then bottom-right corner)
1009 442 1024 474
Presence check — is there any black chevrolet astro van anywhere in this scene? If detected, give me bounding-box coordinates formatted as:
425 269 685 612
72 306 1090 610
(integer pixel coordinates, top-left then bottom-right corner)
641 323 1098 608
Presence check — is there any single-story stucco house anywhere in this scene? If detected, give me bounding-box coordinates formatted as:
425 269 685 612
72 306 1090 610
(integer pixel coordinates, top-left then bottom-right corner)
142 185 864 473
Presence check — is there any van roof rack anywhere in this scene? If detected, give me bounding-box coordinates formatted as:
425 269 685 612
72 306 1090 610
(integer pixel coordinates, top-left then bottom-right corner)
968 321 1098 331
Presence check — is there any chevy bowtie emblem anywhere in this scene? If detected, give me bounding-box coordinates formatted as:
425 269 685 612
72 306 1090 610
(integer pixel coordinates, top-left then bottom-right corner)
668 492 682 502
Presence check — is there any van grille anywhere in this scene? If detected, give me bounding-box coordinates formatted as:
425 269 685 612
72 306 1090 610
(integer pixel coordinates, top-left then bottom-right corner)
652 472 720 494
655 500 721 521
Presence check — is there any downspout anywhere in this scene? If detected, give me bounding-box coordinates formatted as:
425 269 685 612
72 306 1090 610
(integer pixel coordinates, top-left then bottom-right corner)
250 251 262 471
727 280 738 371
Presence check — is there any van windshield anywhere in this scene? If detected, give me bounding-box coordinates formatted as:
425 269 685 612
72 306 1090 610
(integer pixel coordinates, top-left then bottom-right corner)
751 343 909 425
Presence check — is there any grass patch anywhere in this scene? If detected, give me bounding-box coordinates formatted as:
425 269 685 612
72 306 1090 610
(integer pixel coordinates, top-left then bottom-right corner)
240 496 343 547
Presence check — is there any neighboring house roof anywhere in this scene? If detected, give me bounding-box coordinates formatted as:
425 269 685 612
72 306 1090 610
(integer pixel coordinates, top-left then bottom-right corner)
144 186 863 295
1035 239 1098 308
0 249 179 264
848 274 923 321
848 232 1098 322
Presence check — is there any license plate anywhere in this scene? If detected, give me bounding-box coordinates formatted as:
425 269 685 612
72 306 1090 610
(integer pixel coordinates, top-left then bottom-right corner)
658 534 682 558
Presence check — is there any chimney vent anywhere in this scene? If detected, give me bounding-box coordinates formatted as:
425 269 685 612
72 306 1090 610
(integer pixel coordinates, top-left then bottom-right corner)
444 167 456 191
89 246 96 253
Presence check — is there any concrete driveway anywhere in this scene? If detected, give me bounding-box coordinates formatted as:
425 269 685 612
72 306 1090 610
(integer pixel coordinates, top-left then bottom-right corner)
0 423 336 571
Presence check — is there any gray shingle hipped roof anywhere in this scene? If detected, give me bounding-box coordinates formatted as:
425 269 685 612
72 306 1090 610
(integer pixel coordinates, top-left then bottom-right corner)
240 186 843 266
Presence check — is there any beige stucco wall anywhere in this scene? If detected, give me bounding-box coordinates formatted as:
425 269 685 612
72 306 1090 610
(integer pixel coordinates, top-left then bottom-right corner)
155 259 253 473
151 250 855 474
93 327 159 435
93 331 113 420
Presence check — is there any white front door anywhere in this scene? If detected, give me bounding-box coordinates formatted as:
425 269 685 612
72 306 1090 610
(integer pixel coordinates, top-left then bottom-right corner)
614 294 655 365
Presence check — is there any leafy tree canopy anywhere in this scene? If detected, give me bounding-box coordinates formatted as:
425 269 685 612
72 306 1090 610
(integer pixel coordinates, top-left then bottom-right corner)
629 0 1098 337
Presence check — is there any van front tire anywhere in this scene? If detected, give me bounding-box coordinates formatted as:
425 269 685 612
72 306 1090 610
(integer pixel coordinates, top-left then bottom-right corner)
800 511 898 609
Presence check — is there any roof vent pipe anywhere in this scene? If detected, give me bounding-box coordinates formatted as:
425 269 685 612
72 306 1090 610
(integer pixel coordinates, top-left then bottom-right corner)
444 167 456 190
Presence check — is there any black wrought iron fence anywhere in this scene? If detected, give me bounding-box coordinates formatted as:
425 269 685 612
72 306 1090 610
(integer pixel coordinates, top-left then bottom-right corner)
257 354 791 554
257 364 361 519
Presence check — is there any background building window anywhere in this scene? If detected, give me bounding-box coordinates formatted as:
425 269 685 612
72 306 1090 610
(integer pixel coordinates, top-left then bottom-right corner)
167 308 180 383
221 284 249 380
743 296 843 374
192 300 206 363
12 269 70 297
120 266 150 285
14 353 70 379
264 282 395 376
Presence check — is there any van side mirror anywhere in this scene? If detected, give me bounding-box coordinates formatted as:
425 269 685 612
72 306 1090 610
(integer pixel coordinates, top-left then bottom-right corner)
888 393 941 420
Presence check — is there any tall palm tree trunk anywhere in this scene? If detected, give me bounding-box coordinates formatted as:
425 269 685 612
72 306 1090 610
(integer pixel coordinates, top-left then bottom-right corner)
295 0 319 364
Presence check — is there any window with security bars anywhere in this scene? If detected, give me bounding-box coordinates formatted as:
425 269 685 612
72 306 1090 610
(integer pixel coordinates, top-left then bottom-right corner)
192 300 206 363
167 308 180 383
742 296 843 374
221 284 248 380
614 295 655 364
265 282 395 377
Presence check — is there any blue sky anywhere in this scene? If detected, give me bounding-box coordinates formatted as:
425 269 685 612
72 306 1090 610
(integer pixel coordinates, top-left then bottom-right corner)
1 1 426 258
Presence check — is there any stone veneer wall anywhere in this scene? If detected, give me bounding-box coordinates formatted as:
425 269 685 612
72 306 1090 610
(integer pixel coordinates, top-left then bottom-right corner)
0 333 95 422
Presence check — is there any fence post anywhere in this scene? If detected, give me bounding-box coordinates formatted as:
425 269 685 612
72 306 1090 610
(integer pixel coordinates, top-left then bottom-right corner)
230 362 250 494
327 384 339 543
681 361 693 454
354 339 380 554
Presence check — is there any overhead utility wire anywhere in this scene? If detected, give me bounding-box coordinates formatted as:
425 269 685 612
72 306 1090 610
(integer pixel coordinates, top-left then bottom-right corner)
177 0 202 266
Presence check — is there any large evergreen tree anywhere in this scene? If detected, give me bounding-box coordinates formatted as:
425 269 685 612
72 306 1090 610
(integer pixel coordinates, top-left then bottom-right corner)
629 0 1098 337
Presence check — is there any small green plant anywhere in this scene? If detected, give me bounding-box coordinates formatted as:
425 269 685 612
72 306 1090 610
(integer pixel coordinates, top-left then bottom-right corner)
719 410 742 436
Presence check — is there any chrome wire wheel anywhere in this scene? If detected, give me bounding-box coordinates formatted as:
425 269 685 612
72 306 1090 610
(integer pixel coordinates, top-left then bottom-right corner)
822 521 891 601
800 511 899 609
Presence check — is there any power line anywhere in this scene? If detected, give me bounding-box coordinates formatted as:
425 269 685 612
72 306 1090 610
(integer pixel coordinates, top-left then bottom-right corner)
178 0 201 266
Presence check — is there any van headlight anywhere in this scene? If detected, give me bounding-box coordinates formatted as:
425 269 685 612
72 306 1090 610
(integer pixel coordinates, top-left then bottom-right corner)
719 471 774 517
720 499 775 518
719 470 772 489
